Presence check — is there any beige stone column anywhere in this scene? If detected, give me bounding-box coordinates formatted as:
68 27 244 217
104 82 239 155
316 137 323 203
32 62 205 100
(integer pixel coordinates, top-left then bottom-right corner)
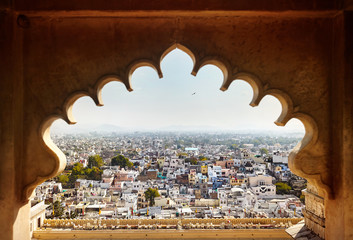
302 184 325 238
325 11 353 240
0 10 31 240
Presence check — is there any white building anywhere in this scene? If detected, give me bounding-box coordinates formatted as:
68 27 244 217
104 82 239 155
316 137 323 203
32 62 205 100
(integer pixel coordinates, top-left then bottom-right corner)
30 200 49 236
208 165 222 179
132 181 147 192
272 151 289 164
251 185 276 196
218 189 228 207
248 174 276 196
234 159 242 167
154 197 176 208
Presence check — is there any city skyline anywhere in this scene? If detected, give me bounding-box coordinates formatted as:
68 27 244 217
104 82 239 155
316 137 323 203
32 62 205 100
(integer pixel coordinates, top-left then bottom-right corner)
51 49 305 135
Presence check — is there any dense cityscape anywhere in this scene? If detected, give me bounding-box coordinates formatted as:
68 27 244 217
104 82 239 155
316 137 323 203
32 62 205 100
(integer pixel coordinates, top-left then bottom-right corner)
30 131 306 232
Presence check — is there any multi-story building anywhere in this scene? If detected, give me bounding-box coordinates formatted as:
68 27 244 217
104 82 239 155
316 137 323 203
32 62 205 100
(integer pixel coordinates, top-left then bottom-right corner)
137 191 148 209
248 174 276 196
188 169 197 186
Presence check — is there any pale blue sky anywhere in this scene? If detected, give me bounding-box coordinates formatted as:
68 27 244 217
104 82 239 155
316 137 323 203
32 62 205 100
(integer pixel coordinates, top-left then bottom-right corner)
51 49 304 134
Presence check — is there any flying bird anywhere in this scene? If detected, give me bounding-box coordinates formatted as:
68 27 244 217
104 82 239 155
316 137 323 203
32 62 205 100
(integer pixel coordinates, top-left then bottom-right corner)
192 92 196 95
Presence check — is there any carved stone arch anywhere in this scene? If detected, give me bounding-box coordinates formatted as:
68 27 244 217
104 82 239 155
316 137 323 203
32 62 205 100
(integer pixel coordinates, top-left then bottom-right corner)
26 43 332 205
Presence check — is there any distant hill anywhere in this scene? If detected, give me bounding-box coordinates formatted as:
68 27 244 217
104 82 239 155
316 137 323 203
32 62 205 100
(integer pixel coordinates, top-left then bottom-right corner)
50 123 124 134
50 122 304 137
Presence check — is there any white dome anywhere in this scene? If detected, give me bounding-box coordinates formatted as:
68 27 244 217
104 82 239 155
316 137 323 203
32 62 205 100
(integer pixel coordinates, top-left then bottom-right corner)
231 187 244 193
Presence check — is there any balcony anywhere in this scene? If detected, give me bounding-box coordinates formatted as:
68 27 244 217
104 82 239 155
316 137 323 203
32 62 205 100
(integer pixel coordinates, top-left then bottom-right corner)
33 229 292 239
33 218 303 239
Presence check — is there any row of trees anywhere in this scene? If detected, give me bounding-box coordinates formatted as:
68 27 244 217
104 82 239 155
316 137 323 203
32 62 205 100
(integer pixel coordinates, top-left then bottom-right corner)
57 155 104 188
88 154 135 169
57 162 103 188
57 154 136 188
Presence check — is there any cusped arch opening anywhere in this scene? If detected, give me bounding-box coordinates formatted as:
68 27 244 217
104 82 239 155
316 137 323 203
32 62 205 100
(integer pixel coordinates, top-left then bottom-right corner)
34 44 322 207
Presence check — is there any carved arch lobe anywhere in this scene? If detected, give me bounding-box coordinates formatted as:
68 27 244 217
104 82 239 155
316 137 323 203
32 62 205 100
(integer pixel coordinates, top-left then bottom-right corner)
27 43 332 202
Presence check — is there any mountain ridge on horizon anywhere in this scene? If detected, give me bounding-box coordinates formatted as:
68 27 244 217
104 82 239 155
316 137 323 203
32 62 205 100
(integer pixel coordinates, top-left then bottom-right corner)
51 122 305 136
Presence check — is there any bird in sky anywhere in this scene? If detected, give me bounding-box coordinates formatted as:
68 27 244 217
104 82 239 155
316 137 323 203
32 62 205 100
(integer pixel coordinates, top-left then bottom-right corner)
192 92 196 95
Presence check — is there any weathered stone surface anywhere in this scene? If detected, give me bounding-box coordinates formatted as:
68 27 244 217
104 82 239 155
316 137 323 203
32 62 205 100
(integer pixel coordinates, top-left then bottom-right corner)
286 220 322 240
0 1 352 240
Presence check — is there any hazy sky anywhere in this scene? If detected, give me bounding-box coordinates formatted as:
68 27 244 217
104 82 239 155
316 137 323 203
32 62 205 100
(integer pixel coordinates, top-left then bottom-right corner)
51 49 305 133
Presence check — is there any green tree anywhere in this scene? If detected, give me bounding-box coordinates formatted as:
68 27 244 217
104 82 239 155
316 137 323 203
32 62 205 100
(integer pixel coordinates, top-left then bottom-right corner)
88 154 104 168
229 144 238 150
65 163 85 188
111 155 133 169
65 211 77 219
86 166 102 180
144 188 160 206
300 194 305 203
67 174 78 188
260 148 269 156
185 157 198 165
275 182 292 194
64 161 104 188
84 168 92 177
51 200 65 218
252 139 261 146
190 158 198 165
72 162 84 176
57 174 69 184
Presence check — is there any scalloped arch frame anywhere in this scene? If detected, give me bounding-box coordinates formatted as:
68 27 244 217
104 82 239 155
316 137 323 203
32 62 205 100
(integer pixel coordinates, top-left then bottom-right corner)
26 43 331 203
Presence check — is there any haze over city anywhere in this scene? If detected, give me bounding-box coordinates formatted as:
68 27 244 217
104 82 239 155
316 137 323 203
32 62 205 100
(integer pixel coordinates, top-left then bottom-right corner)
51 49 304 135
